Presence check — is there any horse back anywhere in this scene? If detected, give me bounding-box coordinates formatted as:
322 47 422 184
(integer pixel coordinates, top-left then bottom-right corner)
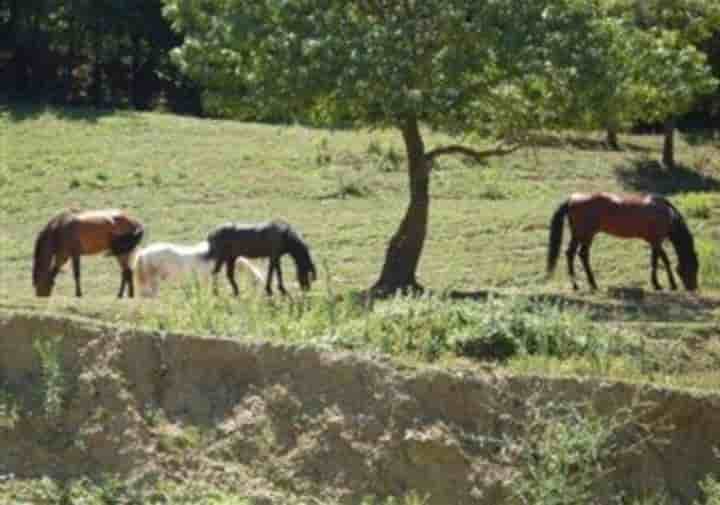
568 192 673 241
71 210 144 255
208 223 280 259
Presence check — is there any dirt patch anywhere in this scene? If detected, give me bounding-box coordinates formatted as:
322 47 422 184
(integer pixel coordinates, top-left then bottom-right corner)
1 310 720 503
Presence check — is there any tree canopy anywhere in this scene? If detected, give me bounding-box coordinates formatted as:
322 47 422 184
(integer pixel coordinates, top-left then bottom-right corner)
163 0 719 292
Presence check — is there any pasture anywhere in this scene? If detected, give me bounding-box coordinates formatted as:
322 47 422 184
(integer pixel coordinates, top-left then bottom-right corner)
2 102 720 391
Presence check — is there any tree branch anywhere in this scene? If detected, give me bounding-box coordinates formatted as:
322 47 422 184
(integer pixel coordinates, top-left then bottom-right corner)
424 143 521 163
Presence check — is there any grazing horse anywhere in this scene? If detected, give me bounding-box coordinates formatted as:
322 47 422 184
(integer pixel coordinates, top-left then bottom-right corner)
547 192 699 291
206 220 317 295
32 209 145 298
134 241 264 298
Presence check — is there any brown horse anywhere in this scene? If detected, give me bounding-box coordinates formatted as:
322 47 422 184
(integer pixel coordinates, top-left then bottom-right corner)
32 209 145 298
547 192 698 291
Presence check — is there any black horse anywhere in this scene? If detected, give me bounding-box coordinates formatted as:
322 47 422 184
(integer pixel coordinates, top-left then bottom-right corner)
206 220 317 295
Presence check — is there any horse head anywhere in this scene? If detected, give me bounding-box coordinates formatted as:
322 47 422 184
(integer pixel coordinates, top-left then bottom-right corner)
676 255 699 291
286 228 317 291
32 227 56 297
668 205 699 292
297 259 317 291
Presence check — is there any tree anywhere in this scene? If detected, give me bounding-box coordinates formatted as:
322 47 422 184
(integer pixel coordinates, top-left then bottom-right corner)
511 3 718 160
163 0 653 294
598 0 720 164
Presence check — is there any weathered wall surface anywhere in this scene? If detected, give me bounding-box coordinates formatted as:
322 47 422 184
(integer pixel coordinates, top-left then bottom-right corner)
1 310 719 504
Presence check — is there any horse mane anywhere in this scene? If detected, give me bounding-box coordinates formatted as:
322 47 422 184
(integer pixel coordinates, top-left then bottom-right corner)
284 226 316 278
662 198 699 270
32 210 74 286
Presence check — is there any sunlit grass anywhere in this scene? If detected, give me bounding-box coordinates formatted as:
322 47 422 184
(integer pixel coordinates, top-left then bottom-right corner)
2 103 720 392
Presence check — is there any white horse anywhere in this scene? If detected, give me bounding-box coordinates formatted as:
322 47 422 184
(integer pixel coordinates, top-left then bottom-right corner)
134 241 264 298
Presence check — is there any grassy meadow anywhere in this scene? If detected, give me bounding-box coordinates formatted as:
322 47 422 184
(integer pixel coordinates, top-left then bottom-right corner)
2 102 720 390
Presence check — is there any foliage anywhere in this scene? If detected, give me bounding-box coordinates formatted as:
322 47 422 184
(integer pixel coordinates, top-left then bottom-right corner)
500 397 660 505
163 0 646 137
0 474 434 505
0 475 255 504
533 6 718 134
0 0 198 109
451 297 624 363
33 335 66 420
146 283 628 369
699 475 720 505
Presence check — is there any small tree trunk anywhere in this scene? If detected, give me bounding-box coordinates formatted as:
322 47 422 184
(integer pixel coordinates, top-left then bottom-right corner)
606 127 620 151
130 34 142 109
372 117 430 295
91 21 104 107
662 118 676 168
62 6 76 102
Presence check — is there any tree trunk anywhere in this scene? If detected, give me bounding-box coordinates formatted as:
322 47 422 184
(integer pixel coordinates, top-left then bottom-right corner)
662 118 676 168
372 117 430 295
606 127 620 151
131 34 142 109
91 20 104 107
62 4 76 102
8 0 31 95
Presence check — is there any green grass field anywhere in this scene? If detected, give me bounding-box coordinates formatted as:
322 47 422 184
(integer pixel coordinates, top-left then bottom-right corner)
2 102 720 390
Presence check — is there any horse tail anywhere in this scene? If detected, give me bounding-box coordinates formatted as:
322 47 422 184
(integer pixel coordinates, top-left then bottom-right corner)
235 256 265 284
133 249 147 289
32 224 55 287
132 248 160 297
110 224 145 256
203 237 218 261
547 200 569 276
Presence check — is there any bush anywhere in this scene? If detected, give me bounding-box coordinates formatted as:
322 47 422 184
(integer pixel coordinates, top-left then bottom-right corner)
147 288 624 366
451 297 619 362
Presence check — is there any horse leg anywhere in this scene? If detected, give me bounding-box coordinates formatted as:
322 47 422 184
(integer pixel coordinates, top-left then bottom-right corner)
72 255 82 297
275 260 288 295
226 258 239 296
116 255 133 298
657 246 677 290
565 237 579 290
578 242 598 291
126 267 134 298
51 253 69 293
265 260 276 296
211 259 223 295
116 269 128 298
650 246 662 290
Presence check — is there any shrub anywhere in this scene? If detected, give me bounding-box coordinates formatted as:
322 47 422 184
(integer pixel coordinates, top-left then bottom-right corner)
33 336 66 420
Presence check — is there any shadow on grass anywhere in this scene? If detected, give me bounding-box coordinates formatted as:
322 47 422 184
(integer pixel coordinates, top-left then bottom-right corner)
1 101 117 123
614 159 720 195
447 287 720 328
683 130 720 147
526 132 654 153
